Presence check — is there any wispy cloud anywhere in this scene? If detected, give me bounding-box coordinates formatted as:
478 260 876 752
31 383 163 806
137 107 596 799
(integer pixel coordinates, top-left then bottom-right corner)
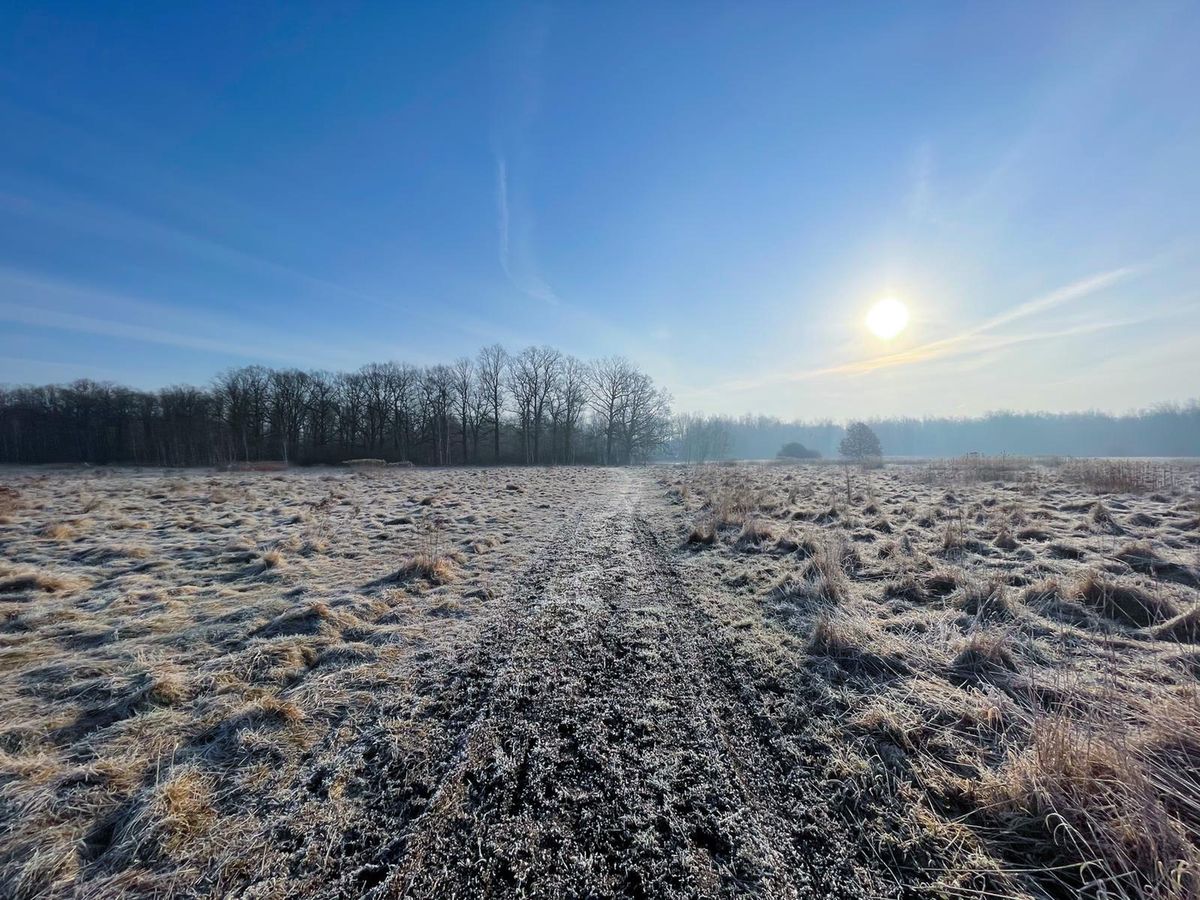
716 265 1142 393
829 266 1139 377
489 7 562 307
0 188 423 317
0 301 294 362
494 155 559 305
832 316 1139 377
978 267 1136 333
496 157 512 280
0 269 374 368
0 355 122 383
0 183 529 350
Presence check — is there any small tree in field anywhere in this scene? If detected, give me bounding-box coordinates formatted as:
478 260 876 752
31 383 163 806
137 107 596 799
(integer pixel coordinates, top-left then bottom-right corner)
839 422 882 463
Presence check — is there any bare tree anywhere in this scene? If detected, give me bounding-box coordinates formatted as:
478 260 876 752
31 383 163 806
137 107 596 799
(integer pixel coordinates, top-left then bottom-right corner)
243 366 271 459
557 355 588 464
587 356 632 465
267 369 311 462
467 374 487 461
620 372 671 464
335 371 367 452
452 357 476 464
305 371 339 460
506 346 563 464
422 365 454 465
676 413 732 463
213 366 270 461
530 346 561 464
386 363 419 461
507 348 537 463
213 368 252 462
360 363 397 454
477 344 507 462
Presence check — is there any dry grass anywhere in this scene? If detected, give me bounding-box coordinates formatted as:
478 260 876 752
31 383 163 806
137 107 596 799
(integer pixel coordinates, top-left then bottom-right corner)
395 553 458 585
672 459 1200 899
0 569 83 595
0 465 613 898
978 702 1200 899
734 517 777 549
1073 570 1178 627
684 519 716 546
1063 459 1185 494
0 485 19 522
922 454 1039 484
39 522 76 540
2 460 1199 898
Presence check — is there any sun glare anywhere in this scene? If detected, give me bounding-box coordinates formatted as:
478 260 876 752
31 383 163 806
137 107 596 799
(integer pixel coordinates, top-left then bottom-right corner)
866 297 909 340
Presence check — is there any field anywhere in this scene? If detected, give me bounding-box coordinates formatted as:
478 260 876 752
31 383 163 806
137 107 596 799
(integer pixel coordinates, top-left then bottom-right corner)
1 460 1199 899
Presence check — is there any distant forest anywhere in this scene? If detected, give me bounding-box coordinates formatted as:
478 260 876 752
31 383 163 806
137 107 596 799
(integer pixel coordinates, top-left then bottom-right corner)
673 405 1200 461
0 348 671 467
1 352 1197 466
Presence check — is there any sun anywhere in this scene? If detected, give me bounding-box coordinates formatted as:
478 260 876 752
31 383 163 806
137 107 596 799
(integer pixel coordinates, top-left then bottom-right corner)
865 297 909 340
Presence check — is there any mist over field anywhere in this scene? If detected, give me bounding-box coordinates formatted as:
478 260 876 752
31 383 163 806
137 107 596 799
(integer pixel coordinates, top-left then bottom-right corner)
699 406 1200 460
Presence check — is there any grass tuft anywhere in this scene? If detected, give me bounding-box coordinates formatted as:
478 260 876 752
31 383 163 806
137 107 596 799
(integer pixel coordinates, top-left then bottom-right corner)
1073 570 1177 627
39 522 76 540
395 553 458 585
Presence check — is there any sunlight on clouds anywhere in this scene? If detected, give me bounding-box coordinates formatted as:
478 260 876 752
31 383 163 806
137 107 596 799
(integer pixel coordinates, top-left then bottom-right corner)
708 264 1145 398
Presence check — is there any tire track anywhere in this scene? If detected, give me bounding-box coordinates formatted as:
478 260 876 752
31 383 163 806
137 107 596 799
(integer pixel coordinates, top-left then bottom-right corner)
369 473 885 899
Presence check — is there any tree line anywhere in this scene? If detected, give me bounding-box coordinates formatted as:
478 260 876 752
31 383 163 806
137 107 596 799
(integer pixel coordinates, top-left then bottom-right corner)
4 355 1197 466
0 347 672 467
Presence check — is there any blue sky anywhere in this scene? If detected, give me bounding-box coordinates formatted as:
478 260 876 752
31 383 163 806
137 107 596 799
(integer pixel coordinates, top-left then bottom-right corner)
1 1 1197 419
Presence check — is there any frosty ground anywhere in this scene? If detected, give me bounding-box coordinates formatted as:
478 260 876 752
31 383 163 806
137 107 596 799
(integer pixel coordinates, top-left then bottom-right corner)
1 461 1198 899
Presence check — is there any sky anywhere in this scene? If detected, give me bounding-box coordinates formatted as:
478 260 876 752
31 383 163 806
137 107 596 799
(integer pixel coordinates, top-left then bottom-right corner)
1 1 1198 420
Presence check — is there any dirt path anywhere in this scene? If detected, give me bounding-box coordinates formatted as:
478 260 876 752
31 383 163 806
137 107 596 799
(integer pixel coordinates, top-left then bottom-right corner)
247 472 889 899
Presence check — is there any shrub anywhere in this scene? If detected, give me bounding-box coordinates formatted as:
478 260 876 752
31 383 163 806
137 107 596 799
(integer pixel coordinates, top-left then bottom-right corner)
776 441 820 460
